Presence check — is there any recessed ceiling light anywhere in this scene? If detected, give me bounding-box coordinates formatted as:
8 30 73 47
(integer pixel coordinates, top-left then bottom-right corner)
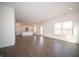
69 8 72 10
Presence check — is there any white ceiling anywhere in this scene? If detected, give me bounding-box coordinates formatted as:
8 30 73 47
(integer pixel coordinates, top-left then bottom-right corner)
0 2 79 25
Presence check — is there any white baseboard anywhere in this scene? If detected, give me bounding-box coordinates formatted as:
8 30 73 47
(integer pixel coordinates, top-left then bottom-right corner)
43 34 79 44
0 41 15 48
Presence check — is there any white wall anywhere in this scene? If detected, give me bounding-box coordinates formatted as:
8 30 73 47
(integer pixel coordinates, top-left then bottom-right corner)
16 22 33 35
0 5 15 48
36 11 79 43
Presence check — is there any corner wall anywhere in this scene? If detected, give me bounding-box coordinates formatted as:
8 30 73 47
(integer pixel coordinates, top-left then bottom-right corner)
0 5 15 48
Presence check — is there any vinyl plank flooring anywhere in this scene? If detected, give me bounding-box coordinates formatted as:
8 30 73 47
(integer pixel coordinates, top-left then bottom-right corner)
0 35 79 57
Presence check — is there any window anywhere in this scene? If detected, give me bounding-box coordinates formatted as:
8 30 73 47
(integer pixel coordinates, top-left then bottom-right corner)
63 21 73 36
54 23 62 34
33 26 36 33
54 21 73 36
40 26 43 35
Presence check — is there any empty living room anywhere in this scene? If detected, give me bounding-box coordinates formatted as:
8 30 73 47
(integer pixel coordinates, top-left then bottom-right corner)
0 1 79 57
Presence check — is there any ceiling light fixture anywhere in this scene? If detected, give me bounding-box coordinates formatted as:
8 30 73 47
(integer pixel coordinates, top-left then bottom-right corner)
69 8 72 10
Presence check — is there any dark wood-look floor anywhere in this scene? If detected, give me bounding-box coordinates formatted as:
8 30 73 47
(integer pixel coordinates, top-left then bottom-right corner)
0 35 79 57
